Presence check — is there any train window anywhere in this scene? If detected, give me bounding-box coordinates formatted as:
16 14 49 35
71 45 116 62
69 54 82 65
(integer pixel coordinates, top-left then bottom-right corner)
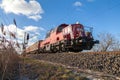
58 27 63 32
76 27 81 31
76 27 83 32
56 24 68 34
56 26 63 34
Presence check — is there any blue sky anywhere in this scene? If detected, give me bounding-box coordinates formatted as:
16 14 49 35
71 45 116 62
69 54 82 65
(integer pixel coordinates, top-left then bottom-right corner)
0 0 120 46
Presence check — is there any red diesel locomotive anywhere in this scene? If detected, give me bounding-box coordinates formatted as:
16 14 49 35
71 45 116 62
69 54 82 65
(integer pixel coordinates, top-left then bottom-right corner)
25 22 99 54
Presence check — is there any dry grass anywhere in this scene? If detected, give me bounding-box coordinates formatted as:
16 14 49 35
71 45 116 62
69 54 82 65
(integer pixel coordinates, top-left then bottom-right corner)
0 48 20 80
20 57 90 80
0 22 21 80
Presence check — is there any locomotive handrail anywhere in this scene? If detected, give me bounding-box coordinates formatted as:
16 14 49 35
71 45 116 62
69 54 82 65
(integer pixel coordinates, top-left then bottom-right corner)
84 26 93 33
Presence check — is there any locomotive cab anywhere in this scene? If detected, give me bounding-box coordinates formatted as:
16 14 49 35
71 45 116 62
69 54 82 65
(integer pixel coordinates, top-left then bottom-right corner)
56 24 68 34
62 23 98 51
72 24 85 39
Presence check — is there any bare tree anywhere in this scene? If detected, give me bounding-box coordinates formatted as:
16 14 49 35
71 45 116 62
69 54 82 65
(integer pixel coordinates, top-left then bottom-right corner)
111 40 120 51
92 32 120 52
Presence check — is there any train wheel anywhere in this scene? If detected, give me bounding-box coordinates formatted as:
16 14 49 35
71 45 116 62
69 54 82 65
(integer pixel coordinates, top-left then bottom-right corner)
73 46 83 52
86 44 93 50
61 44 65 52
52 45 57 53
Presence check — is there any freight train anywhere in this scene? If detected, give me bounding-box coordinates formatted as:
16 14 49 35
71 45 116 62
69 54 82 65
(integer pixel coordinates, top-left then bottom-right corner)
25 22 99 54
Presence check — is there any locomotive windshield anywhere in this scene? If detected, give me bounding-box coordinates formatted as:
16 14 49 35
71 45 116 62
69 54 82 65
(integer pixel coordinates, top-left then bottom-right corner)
45 31 50 39
76 27 83 32
56 24 68 33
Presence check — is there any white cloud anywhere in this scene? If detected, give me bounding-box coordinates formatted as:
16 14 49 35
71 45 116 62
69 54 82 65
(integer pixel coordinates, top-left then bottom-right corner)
0 0 44 21
0 24 25 40
24 25 45 32
4 24 17 33
16 28 24 39
28 15 42 21
0 24 45 46
24 26 39 32
28 36 38 46
23 25 45 43
74 1 82 7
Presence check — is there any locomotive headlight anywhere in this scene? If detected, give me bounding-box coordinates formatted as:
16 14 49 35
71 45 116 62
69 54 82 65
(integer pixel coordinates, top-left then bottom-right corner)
79 40 82 42
79 39 86 43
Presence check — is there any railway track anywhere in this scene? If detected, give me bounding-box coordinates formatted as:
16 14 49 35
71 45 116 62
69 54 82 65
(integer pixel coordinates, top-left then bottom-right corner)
25 51 120 78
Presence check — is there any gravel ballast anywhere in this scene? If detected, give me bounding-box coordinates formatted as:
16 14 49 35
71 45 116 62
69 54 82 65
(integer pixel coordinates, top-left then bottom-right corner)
27 51 120 77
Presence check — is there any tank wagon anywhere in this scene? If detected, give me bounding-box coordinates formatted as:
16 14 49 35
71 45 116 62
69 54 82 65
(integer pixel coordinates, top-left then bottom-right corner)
25 22 99 54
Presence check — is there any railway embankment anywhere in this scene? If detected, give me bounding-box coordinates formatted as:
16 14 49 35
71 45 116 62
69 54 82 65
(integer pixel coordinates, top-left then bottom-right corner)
27 51 120 77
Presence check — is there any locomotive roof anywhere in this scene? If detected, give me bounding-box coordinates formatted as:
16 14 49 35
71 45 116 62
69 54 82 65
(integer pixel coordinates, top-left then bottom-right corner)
45 24 68 39
58 24 68 27
49 23 68 32
71 23 83 26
